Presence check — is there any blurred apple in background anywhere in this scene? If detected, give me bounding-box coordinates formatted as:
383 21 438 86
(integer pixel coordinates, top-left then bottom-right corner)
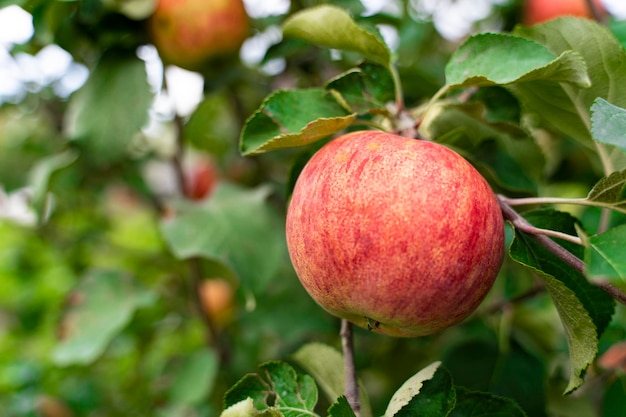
184 156 219 200
198 278 236 327
523 0 606 25
35 395 74 417
148 0 249 71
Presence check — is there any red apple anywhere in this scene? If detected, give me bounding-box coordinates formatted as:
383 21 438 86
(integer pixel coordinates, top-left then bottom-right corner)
148 0 249 71
184 157 218 200
523 0 605 25
285 131 505 337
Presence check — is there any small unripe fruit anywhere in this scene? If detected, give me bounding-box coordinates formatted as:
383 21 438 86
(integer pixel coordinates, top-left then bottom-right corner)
148 0 249 71
286 131 505 337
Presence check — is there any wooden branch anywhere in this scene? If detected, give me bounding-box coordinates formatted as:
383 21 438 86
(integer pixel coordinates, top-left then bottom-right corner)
341 319 361 417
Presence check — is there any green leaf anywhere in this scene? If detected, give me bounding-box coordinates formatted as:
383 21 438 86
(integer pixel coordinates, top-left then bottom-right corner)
220 398 284 417
591 98 626 153
449 387 527 417
282 5 391 67
385 362 456 417
27 150 78 218
292 343 345 404
292 343 372 417
160 183 285 292
586 169 626 214
168 348 219 405
586 224 626 282
422 101 525 146
421 101 540 193
328 396 357 417
65 52 153 164
509 210 615 393
443 339 546 416
240 89 356 156
325 62 395 114
185 92 241 156
513 17 626 145
223 361 318 417
101 0 155 20
422 98 543 193
602 376 626 417
472 140 538 194
444 33 589 90
52 269 155 366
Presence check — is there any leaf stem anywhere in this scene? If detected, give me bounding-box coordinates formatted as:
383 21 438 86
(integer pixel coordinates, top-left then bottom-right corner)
341 319 361 417
594 142 615 233
500 195 621 218
500 196 588 206
389 64 404 114
415 85 448 136
352 119 391 132
498 195 583 244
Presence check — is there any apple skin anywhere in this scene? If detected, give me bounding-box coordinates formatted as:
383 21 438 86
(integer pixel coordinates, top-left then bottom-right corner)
285 131 505 337
148 0 249 71
523 0 605 25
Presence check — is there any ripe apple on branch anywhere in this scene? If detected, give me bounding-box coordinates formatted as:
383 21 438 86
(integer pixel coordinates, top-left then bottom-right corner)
228 5 626 416
286 130 505 338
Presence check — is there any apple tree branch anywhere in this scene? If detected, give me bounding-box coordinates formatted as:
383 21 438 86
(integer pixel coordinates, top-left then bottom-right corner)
341 319 361 417
497 195 626 306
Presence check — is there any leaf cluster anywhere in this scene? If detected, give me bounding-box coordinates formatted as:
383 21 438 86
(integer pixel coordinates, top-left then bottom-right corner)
220 347 526 417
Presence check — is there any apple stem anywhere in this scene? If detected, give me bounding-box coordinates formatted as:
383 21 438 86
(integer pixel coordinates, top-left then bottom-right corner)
340 319 361 417
498 196 626 306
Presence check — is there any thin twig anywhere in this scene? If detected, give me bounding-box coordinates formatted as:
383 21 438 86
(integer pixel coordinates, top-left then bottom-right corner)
166 89 230 361
340 319 361 417
585 0 604 22
499 195 589 208
172 113 189 197
483 283 545 315
515 222 583 245
594 142 614 234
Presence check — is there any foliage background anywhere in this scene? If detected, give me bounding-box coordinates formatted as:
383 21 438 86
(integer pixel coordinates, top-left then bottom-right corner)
1 0 626 416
